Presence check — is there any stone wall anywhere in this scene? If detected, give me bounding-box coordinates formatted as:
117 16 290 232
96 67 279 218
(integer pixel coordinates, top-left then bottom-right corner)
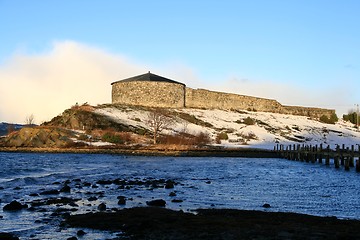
185 88 283 112
281 106 335 119
111 79 335 119
112 81 185 108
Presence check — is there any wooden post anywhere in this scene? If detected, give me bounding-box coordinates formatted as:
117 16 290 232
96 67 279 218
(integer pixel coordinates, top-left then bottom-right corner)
335 145 340 169
311 146 316 163
356 159 360 172
305 145 310 162
318 144 323 164
334 155 340 169
340 144 345 166
325 145 330 165
345 156 350 171
350 145 355 167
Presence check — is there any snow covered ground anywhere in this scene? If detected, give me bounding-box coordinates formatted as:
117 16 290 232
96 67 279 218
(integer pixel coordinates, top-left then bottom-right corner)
94 106 360 150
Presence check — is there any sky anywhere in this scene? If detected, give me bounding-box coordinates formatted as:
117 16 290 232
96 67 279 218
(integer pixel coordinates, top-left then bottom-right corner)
0 0 359 124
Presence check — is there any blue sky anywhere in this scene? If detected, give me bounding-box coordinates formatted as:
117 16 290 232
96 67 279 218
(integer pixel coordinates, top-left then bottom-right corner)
0 0 359 123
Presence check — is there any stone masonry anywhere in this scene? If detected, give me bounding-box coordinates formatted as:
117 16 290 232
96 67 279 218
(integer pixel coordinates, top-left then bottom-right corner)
111 72 335 119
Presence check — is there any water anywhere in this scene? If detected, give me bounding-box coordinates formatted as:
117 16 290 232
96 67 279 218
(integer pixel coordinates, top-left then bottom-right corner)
0 152 360 239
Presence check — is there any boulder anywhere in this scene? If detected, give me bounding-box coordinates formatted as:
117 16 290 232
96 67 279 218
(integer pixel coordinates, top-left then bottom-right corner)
263 203 271 208
165 180 175 189
117 196 126 205
98 203 106 211
0 233 19 240
3 200 27 211
146 199 166 207
77 230 86 236
60 184 71 193
40 189 60 195
169 192 177 197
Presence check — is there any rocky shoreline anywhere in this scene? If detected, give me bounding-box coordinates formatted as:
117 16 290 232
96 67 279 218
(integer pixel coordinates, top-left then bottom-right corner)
65 207 360 240
0 146 278 158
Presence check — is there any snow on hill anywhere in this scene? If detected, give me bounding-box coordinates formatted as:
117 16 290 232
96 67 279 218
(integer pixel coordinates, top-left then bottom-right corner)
95 105 360 150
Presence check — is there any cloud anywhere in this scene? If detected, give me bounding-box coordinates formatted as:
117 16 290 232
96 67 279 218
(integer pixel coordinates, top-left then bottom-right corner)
0 41 146 123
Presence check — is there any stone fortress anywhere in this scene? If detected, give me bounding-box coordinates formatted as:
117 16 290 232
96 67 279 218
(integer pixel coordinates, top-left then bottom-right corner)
111 72 335 119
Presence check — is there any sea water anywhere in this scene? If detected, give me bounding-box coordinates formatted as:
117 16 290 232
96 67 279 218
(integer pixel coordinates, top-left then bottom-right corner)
0 152 360 239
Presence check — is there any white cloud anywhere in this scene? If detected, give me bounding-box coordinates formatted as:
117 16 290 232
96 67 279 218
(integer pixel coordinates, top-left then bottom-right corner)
0 41 145 123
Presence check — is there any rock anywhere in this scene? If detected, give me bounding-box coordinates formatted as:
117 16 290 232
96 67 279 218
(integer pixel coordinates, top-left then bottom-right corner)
169 192 177 197
77 230 86 236
146 199 166 207
98 203 106 211
3 201 27 211
88 196 97 201
165 180 174 189
205 181 211 184
96 179 113 185
0 215 3 219
29 193 39 197
67 237 78 240
83 182 91 187
171 199 183 203
40 189 60 195
69 202 78 207
0 232 19 240
117 196 126 205
60 184 71 193
263 203 271 208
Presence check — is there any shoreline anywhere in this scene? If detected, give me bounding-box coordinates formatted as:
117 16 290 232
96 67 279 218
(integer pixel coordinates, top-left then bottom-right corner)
65 207 360 239
0 146 279 158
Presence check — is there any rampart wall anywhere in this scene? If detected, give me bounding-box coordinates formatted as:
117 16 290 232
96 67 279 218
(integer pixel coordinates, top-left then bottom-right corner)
111 80 335 119
185 88 283 113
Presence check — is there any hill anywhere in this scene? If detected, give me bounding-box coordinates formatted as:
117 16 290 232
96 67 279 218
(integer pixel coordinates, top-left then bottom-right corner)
0 122 24 136
1 104 359 150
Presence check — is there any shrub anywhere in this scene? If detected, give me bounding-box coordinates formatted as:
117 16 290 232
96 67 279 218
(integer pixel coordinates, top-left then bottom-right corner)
158 132 211 146
193 132 211 146
215 132 228 143
101 132 124 144
243 117 255 125
78 134 89 141
320 113 338 124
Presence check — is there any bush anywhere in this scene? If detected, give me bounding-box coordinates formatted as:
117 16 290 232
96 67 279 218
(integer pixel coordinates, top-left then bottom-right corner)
78 134 89 141
102 132 124 144
215 132 228 143
158 131 211 146
320 113 338 124
193 132 211 146
243 117 255 125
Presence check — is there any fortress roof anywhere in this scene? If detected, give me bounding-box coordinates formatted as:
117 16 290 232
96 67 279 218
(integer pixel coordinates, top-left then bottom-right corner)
111 72 185 86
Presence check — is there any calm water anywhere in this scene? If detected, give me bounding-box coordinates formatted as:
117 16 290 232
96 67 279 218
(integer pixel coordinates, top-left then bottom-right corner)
0 152 359 239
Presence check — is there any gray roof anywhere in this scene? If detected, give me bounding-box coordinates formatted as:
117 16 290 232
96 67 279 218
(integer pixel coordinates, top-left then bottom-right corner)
111 72 185 86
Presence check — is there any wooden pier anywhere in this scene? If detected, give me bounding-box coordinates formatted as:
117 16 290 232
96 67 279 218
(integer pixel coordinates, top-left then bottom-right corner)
275 144 360 172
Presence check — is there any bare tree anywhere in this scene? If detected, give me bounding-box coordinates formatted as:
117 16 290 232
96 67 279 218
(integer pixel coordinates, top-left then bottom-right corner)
146 108 174 144
25 114 35 125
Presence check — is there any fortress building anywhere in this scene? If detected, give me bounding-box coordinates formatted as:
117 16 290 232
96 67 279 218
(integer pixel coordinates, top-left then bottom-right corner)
111 72 335 119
